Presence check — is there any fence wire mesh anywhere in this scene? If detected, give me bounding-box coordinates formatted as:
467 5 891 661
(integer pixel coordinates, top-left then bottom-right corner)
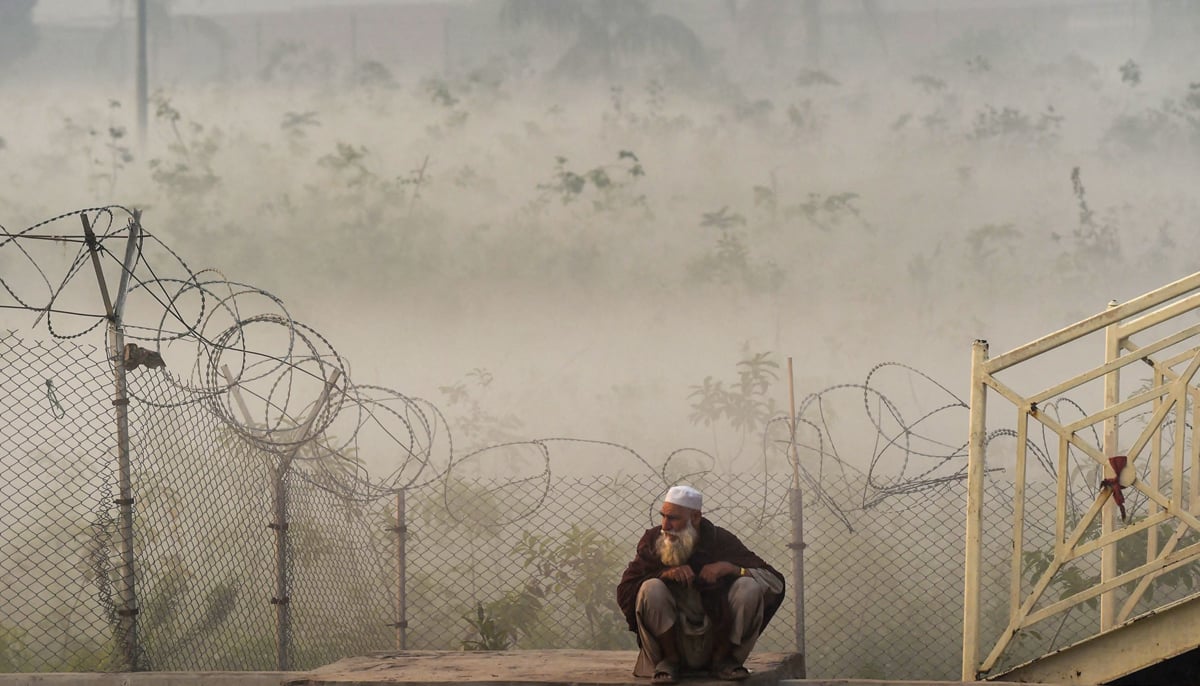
976 450 1200 676
1 206 1044 680
125 366 277 671
399 471 986 681
0 333 119 672
0 327 984 680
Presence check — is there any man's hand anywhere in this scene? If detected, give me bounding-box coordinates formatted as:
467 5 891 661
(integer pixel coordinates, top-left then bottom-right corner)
698 561 741 584
661 565 695 586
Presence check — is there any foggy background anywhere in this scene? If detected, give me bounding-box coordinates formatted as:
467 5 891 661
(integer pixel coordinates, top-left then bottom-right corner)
3 0 1200 481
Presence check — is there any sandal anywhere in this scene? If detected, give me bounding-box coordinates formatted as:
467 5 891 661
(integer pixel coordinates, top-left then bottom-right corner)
714 662 750 681
651 660 679 685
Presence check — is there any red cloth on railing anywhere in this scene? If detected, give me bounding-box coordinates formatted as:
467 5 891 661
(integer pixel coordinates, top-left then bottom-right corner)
1100 455 1128 521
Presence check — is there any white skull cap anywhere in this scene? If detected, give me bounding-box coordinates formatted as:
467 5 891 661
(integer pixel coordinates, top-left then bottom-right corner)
664 485 703 511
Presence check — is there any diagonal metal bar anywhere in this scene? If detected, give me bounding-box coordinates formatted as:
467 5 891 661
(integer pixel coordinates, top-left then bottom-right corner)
113 212 141 321
1068 511 1170 561
1021 541 1200 630
983 373 1144 478
984 272 1200 374
1116 289 1200 339
1125 349 1200 461
1062 383 1174 435
1117 518 1195 623
81 213 114 320
1029 323 1200 405
980 490 1112 674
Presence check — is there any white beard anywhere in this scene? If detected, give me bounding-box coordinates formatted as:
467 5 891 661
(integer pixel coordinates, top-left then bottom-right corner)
656 519 698 567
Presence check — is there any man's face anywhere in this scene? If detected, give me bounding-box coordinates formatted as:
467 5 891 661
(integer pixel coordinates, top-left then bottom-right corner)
657 502 700 566
659 501 699 536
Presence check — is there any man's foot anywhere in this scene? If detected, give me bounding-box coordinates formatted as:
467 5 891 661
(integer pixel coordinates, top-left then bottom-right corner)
713 661 750 681
651 660 679 685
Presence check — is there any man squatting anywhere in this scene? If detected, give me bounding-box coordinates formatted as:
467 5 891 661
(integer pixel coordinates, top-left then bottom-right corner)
616 485 785 683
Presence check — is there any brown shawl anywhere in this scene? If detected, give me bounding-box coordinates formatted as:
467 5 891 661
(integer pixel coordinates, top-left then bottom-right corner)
615 517 786 636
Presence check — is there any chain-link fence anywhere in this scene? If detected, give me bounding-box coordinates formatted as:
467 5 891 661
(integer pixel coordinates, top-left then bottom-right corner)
974 462 1200 677
1 331 395 672
400 471 975 681
0 332 120 672
2 326 999 680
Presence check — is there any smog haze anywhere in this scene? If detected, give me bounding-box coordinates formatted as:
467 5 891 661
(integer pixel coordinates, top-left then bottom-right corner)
4 0 1199 479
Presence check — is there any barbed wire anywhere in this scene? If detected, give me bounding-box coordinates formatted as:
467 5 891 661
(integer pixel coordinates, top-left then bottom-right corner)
3 206 996 528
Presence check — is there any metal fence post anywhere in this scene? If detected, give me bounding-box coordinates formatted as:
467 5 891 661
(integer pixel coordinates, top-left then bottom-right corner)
785 357 807 673
82 212 142 670
788 487 806 669
392 489 408 650
271 463 291 671
271 369 343 670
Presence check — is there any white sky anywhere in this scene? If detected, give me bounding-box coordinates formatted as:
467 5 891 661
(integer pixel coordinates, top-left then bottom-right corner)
33 0 1116 25
33 0 456 24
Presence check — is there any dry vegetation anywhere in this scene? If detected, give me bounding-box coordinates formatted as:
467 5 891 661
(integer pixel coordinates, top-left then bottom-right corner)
3 1 1200 475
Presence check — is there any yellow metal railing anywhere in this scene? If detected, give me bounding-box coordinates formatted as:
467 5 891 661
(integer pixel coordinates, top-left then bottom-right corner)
963 271 1200 680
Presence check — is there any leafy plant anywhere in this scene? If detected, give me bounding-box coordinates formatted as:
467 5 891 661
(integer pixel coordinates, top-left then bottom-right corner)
55 99 133 198
688 350 780 467
1102 82 1200 155
139 557 240 665
1017 513 1200 654
149 92 221 199
965 223 1021 265
0 625 30 672
461 602 514 650
515 524 631 649
686 207 783 293
965 55 991 75
796 68 839 87
318 142 374 186
438 368 525 459
534 151 646 213
969 105 1062 147
602 80 693 132
785 192 871 233
423 77 460 108
1052 166 1119 267
1119 59 1141 87
280 111 320 153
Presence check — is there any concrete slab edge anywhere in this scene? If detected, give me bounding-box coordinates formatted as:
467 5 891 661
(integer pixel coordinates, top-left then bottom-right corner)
782 676 1065 681
0 672 298 686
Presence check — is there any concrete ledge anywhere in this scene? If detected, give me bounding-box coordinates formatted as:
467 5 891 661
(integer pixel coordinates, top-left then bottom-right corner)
779 681 1061 685
0 671 1063 686
284 650 805 686
0 673 297 686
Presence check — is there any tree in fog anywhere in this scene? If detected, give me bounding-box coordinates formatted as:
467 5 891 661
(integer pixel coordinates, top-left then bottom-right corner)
98 0 232 80
500 0 707 80
0 0 38 71
727 0 887 68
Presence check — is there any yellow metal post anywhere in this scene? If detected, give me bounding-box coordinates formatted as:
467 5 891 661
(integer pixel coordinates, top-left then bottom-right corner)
962 339 989 680
1101 300 1120 632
